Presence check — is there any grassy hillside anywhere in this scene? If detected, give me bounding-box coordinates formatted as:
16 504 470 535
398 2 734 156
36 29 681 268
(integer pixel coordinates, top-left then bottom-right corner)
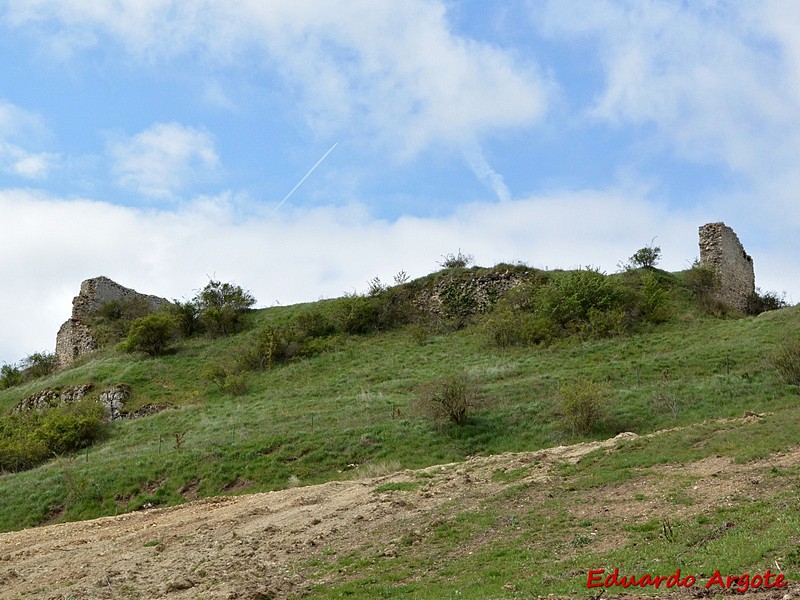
0 265 798 540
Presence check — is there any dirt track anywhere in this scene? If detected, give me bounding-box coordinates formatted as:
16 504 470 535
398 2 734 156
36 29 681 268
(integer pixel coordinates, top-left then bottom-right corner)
1 427 798 599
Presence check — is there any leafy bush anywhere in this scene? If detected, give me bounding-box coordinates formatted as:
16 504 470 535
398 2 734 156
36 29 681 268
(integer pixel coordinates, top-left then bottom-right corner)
538 268 624 334
0 363 23 390
415 372 479 425
20 351 58 379
481 308 556 347
0 399 106 472
123 312 177 356
296 310 337 338
747 288 789 315
235 324 304 371
774 335 800 387
559 378 608 434
90 296 153 346
167 300 201 337
193 279 256 336
439 249 474 270
684 261 722 313
639 271 670 323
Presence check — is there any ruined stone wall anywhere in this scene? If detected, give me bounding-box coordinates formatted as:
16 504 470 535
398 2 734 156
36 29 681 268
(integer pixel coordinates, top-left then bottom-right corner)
698 222 755 313
55 276 169 368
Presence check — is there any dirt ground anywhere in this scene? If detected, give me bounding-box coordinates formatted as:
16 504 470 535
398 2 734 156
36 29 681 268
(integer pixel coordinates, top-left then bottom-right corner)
1 423 798 600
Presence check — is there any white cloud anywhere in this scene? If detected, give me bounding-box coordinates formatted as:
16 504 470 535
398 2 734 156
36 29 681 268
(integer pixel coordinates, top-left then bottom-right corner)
0 100 58 179
109 122 219 199
537 1 800 227
5 187 778 366
3 1 550 162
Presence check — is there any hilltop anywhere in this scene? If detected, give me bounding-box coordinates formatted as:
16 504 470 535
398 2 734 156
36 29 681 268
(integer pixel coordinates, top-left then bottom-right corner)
1 231 800 598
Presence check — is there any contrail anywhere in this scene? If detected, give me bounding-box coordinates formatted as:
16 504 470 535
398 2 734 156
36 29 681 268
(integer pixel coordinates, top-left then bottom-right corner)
268 142 339 217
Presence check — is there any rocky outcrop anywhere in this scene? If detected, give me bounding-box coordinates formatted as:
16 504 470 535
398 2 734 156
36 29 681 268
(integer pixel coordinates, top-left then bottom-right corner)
12 383 132 421
414 266 531 323
698 223 755 313
55 276 169 368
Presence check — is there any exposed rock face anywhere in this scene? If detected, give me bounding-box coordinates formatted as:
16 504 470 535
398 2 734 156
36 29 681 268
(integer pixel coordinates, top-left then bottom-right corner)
698 222 755 313
414 267 529 321
12 383 131 421
55 276 169 368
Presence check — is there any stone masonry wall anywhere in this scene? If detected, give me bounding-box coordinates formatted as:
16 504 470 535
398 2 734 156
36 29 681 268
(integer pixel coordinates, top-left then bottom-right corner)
55 276 169 368
698 222 755 313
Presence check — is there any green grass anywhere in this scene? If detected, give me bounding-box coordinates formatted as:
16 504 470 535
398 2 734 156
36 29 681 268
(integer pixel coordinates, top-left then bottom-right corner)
0 279 798 542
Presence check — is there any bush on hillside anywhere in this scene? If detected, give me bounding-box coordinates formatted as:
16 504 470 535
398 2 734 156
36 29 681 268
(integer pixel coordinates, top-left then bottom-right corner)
438 249 474 270
90 296 154 346
0 363 23 390
0 399 106 472
774 335 800 387
20 351 58 379
746 288 789 315
684 261 723 313
415 372 480 425
559 378 608 435
123 312 178 356
193 279 256 336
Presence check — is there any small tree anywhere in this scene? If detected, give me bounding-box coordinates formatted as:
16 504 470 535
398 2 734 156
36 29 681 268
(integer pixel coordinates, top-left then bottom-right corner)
123 313 177 356
20 351 58 379
193 279 256 336
439 249 474 270
0 363 23 389
628 242 662 269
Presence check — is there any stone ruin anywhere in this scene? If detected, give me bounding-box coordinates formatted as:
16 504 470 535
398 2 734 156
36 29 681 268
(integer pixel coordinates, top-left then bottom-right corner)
698 222 755 313
55 276 169 368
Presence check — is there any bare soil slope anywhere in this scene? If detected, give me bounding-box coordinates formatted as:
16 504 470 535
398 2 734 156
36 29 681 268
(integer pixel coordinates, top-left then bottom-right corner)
1 424 798 599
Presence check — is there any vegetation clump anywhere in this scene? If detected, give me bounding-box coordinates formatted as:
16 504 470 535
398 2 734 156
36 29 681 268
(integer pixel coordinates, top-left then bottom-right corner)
0 399 106 472
559 378 609 434
415 372 480 425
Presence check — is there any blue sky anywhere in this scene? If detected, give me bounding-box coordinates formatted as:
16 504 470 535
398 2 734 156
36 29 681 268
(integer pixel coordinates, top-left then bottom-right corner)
1 1 799 365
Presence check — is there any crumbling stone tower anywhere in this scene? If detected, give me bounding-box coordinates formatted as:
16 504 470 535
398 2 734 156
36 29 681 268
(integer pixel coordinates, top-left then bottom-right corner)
698 222 755 313
55 276 168 368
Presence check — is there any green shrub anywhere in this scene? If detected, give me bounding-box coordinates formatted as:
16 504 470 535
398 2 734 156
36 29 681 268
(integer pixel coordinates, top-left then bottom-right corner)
123 312 177 356
439 249 474 270
684 261 722 313
747 289 789 315
559 378 608 434
0 399 106 472
20 351 58 379
235 324 303 371
0 363 23 390
439 277 478 330
639 271 670 323
193 279 256 336
537 268 624 335
337 294 382 334
167 300 201 337
774 335 800 387
90 296 153 346
415 372 480 425
296 310 337 338
482 308 556 347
